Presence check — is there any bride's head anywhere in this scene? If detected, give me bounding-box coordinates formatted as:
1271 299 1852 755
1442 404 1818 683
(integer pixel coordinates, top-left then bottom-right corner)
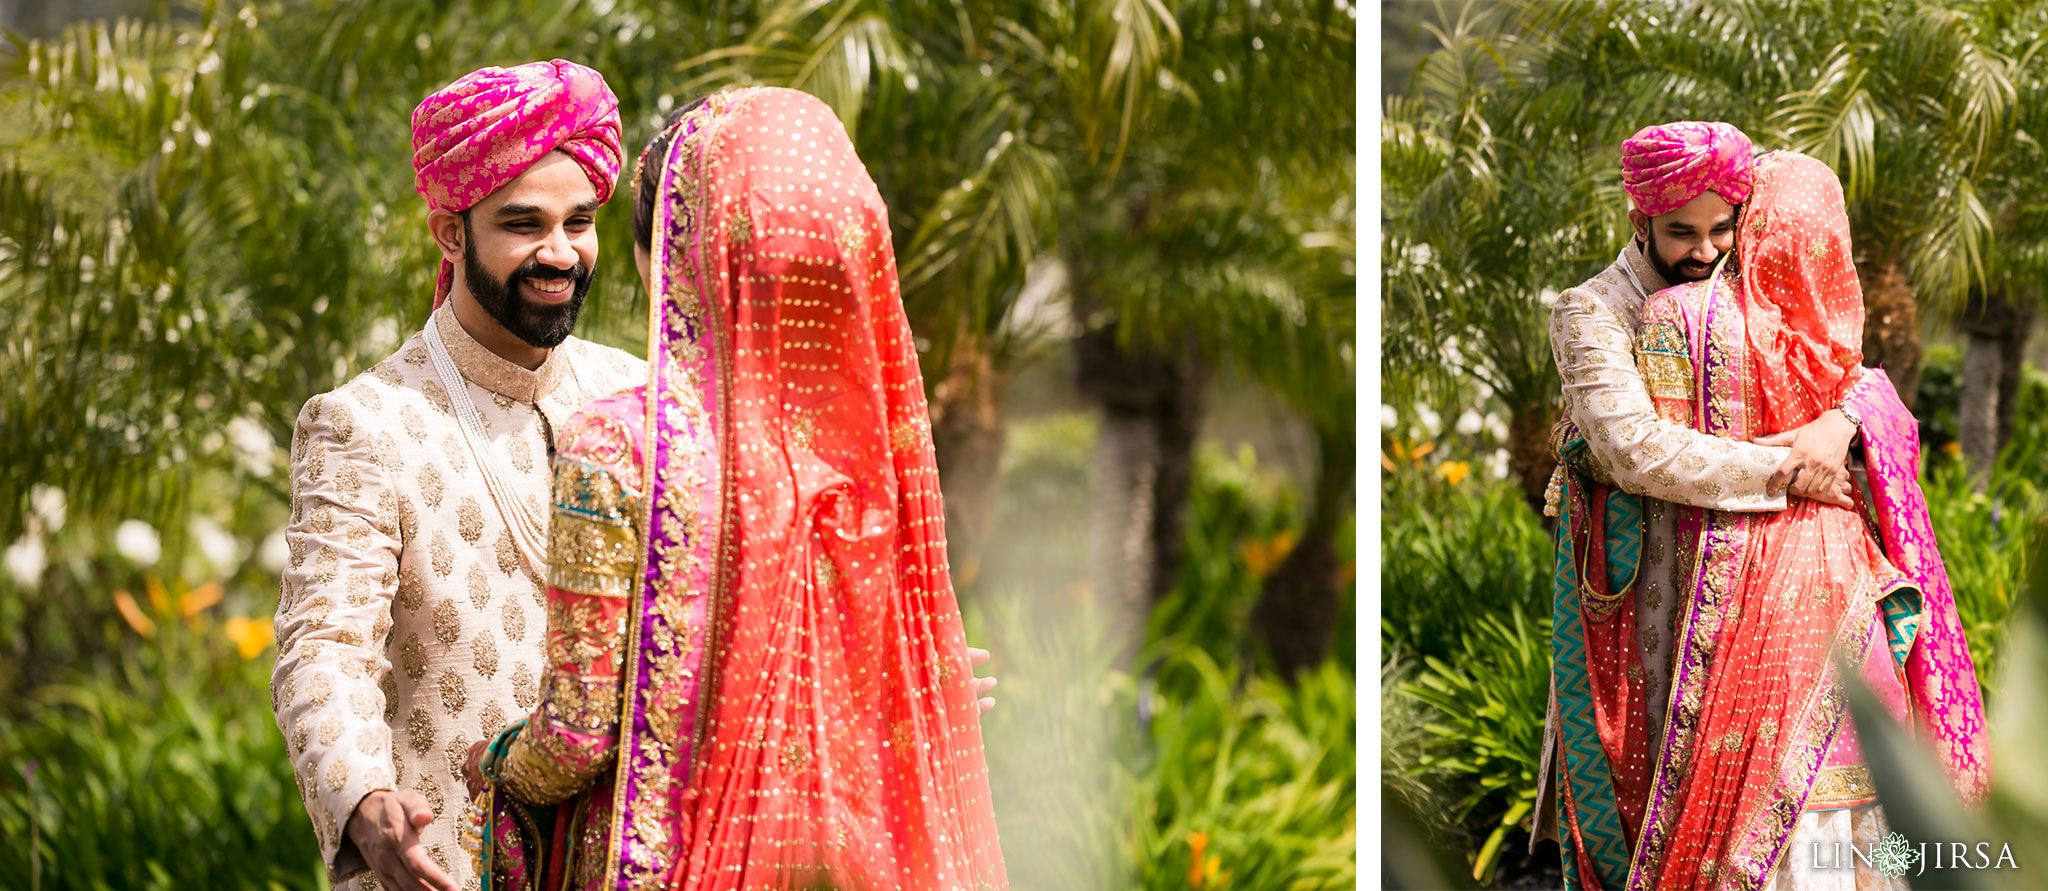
630 96 710 293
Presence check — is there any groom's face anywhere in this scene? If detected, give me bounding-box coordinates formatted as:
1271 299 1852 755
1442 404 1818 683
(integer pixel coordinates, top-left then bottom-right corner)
453 151 601 348
1632 190 1737 284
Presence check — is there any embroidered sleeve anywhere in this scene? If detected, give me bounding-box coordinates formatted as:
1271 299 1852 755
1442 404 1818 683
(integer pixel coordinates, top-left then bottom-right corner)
498 435 642 806
1636 298 1696 427
271 392 401 883
1550 281 1789 511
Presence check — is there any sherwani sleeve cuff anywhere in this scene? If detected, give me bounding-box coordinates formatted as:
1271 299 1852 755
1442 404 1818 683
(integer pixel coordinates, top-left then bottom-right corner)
1550 285 1789 512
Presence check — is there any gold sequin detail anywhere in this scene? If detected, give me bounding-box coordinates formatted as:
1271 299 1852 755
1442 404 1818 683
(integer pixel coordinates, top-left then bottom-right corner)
397 566 426 612
407 706 435 754
479 699 508 735
437 669 468 716
496 530 519 575
467 563 491 609
328 401 356 445
421 464 445 509
401 633 427 680
512 662 539 710
430 532 454 578
432 598 460 645
306 672 333 706
503 595 526 642
401 404 428 443
472 631 500 678
442 434 470 475
422 379 452 415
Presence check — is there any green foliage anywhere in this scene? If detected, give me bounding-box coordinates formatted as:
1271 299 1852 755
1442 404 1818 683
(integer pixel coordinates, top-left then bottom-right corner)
1379 457 1550 664
0 622 322 890
1396 608 1550 885
963 439 1357 891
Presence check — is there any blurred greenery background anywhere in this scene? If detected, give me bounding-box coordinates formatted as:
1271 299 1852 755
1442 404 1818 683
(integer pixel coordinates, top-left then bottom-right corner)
1383 0 2048 888
0 0 1356 888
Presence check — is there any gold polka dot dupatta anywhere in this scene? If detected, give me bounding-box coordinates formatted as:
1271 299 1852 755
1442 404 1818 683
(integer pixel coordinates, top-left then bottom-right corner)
618 86 1009 889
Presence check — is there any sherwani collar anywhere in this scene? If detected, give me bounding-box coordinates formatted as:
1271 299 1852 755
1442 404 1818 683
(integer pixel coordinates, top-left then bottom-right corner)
1621 237 1674 303
431 302 568 404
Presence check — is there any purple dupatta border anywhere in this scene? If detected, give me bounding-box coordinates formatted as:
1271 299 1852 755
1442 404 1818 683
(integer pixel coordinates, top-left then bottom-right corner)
601 90 755 891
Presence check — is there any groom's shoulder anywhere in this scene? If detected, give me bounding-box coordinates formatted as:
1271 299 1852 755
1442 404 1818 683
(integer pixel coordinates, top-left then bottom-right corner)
1553 256 1637 324
288 334 435 442
556 335 648 391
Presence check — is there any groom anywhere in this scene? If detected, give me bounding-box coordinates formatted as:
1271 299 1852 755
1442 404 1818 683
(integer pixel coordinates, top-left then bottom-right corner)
271 59 647 891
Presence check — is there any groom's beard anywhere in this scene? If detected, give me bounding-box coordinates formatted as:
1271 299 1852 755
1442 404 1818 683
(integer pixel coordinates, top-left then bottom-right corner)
463 245 591 350
1645 228 1717 285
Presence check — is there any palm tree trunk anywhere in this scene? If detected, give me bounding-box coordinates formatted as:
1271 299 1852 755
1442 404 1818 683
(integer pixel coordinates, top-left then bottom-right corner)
1252 423 1356 680
1860 258 1923 408
929 339 1008 593
1995 288 2036 453
1507 399 1559 515
1074 322 1209 660
1957 286 2036 486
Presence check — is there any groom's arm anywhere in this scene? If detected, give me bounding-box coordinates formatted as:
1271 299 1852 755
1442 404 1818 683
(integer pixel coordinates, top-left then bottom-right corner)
1549 282 1791 510
271 392 403 886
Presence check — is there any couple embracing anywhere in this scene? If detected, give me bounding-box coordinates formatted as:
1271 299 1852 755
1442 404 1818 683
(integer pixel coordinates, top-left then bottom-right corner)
1539 122 1990 890
271 62 1006 891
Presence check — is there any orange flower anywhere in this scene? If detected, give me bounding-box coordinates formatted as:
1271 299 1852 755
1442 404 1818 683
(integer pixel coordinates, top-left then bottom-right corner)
145 576 171 613
181 582 223 617
224 616 275 660
1410 441 1437 461
1187 831 1210 888
113 590 157 638
1438 460 1471 486
1942 440 1962 459
1241 530 1298 577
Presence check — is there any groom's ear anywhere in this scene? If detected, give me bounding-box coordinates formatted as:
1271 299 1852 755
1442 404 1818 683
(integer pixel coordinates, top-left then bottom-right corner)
1628 208 1650 241
428 208 467 264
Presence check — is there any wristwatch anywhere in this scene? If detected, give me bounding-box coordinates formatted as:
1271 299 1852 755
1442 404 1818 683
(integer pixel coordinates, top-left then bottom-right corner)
1836 402 1863 443
1835 403 1867 434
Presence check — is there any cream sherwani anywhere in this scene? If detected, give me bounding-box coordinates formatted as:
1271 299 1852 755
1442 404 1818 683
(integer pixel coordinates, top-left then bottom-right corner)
272 304 645 889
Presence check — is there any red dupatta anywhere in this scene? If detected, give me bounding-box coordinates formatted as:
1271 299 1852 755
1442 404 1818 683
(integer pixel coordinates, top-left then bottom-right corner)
641 87 1008 890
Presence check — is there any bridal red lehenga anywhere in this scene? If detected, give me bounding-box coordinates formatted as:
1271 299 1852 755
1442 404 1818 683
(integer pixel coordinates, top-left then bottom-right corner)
464 87 1008 891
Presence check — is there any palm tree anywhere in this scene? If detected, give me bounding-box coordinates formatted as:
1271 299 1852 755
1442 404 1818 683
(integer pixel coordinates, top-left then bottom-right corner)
686 0 1357 671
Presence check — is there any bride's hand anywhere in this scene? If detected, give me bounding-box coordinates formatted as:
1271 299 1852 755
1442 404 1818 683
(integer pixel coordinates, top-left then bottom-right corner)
967 646 998 716
461 739 489 799
1756 409 1857 509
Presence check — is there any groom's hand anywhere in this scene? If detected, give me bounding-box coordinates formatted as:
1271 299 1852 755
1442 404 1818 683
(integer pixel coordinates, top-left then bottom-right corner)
347 789 460 891
1757 409 1857 509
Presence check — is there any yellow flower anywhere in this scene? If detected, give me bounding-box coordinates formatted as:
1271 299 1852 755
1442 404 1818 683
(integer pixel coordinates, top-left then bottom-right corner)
1439 460 1471 486
224 616 275 660
113 590 157 638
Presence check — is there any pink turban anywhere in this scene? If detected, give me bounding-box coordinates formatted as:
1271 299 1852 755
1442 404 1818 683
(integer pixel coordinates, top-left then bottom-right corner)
411 59 623 306
1620 121 1754 217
